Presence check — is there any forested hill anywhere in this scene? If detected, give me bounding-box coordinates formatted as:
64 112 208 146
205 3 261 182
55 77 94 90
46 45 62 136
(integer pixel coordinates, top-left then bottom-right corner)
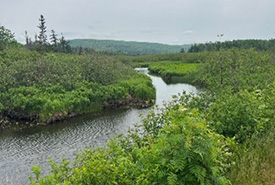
69 39 191 55
188 39 274 52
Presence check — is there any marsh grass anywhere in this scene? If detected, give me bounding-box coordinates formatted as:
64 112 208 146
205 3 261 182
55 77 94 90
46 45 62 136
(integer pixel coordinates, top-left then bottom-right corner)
227 129 275 185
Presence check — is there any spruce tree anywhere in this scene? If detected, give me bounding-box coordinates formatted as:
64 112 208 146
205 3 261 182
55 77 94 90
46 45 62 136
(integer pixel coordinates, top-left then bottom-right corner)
37 15 47 44
59 33 71 53
50 29 58 46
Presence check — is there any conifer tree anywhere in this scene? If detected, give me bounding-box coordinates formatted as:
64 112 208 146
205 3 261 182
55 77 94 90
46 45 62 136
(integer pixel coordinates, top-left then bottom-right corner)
34 34 38 42
50 29 58 46
0 25 16 50
24 31 32 49
59 33 71 53
37 15 47 44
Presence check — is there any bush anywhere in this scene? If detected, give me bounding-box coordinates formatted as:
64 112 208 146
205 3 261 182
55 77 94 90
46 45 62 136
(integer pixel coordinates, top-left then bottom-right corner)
196 49 274 92
207 89 270 142
28 98 232 185
0 48 156 122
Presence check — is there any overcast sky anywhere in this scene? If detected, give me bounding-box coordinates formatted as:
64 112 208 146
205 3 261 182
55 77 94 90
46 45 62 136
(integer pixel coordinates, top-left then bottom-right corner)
1 0 275 45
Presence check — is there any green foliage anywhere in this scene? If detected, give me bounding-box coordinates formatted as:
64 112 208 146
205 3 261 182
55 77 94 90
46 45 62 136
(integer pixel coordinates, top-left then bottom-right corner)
135 108 231 185
0 48 155 122
133 84 156 100
0 25 17 50
197 49 274 92
189 39 270 53
30 166 41 181
133 61 199 84
23 46 275 185
227 127 275 185
25 15 72 53
207 89 271 142
147 62 198 76
0 102 3 112
120 52 205 64
28 100 232 185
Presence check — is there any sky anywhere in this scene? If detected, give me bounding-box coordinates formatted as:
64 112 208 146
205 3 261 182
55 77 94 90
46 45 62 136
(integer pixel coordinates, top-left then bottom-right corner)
1 0 275 45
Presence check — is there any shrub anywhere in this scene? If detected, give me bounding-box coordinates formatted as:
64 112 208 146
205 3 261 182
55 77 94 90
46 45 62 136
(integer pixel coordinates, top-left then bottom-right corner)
29 98 232 185
207 89 270 142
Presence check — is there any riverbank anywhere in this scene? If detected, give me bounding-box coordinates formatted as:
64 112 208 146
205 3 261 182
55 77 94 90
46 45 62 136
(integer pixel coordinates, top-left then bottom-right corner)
0 68 198 185
0 97 154 131
0 48 156 128
133 61 199 84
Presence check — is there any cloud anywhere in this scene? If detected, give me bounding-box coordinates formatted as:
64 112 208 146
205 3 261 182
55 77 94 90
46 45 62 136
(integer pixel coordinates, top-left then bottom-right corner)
1 0 275 44
181 30 194 35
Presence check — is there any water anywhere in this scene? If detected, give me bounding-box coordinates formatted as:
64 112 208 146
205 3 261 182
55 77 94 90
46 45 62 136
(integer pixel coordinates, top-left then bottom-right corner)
0 68 197 184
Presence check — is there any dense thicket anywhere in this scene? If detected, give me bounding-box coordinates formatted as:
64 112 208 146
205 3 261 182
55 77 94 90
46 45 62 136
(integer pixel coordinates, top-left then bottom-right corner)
188 39 272 52
0 47 155 123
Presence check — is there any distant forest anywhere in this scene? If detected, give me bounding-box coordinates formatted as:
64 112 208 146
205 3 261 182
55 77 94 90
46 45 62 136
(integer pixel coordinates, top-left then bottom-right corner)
3 15 274 56
188 39 275 52
69 39 191 55
69 39 275 56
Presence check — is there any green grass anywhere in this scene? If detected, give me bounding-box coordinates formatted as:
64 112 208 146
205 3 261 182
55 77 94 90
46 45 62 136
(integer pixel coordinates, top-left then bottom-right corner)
134 61 199 84
134 61 198 76
149 62 198 76
134 61 199 76
227 129 275 185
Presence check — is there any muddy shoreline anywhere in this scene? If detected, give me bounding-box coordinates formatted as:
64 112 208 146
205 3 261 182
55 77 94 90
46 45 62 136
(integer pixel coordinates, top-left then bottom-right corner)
0 97 155 131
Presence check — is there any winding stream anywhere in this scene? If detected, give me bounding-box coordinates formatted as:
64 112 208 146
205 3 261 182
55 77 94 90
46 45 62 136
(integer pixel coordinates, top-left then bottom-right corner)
0 68 197 184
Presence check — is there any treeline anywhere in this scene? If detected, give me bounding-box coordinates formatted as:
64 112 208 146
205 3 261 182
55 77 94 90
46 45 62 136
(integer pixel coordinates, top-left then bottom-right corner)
188 39 274 52
69 39 191 56
24 15 72 53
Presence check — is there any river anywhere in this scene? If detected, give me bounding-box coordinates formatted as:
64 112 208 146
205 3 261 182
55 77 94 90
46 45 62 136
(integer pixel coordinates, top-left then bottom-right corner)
0 68 197 184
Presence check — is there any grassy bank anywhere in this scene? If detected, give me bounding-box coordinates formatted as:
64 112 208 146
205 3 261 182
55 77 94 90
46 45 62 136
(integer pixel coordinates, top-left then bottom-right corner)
134 61 199 84
227 128 275 185
0 47 155 124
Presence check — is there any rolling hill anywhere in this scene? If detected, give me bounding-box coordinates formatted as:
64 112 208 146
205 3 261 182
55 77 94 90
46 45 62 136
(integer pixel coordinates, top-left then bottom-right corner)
69 39 191 55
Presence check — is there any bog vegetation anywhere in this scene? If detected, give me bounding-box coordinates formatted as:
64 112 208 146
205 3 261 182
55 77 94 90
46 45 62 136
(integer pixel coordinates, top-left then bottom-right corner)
0 23 155 124
27 46 275 185
1 22 275 184
0 47 155 123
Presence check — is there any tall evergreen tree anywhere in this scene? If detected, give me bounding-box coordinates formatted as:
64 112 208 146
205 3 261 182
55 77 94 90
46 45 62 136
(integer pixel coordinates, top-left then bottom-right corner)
50 29 58 46
59 33 71 53
37 15 47 44
24 31 32 49
34 33 38 43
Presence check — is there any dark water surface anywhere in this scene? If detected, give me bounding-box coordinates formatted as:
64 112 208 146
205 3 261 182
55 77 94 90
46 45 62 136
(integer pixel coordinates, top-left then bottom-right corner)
0 68 197 185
